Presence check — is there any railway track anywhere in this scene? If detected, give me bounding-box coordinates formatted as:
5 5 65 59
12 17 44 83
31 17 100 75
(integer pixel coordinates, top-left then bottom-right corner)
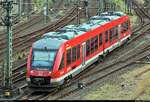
0 0 149 100
38 27 150 100
18 0 150 100
0 0 70 62
0 6 80 81
0 0 98 64
0 58 26 85
0 6 84 62
132 1 150 33
23 36 150 100
52 6 150 100
20 22 150 100
0 0 94 84
0 0 64 36
54 49 150 100
1 22 149 86
0 2 86 88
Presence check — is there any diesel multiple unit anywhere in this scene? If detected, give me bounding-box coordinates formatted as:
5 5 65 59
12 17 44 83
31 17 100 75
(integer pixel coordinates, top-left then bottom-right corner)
26 11 131 90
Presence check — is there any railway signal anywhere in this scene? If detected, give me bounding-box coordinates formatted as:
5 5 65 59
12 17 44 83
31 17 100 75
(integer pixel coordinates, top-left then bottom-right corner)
44 0 49 23
0 0 21 99
84 0 89 19
17 0 22 21
98 0 104 15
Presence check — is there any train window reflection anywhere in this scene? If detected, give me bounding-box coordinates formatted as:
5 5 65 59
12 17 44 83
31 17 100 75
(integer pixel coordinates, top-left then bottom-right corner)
31 50 57 70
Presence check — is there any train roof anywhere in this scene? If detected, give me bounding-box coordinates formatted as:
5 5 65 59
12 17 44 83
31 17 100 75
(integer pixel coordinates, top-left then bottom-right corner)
33 11 127 49
42 32 57 38
41 26 85 41
32 38 67 50
89 16 111 21
63 25 79 29
100 11 126 17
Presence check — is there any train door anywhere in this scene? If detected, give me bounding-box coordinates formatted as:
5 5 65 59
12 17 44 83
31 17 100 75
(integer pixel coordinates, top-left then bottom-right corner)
81 42 86 67
104 30 110 55
118 25 121 45
99 33 104 53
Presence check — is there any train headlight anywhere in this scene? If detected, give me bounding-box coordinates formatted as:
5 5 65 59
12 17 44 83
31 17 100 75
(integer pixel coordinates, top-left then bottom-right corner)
30 70 33 74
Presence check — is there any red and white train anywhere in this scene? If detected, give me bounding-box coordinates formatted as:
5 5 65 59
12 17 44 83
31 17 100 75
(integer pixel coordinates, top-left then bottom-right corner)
26 11 131 90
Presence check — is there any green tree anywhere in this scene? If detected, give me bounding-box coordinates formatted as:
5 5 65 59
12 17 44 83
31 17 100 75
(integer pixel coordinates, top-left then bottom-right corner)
34 0 45 11
34 0 53 11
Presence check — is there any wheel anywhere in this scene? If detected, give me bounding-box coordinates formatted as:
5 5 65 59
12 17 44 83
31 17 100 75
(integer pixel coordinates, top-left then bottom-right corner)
97 55 104 63
103 50 109 56
64 75 72 84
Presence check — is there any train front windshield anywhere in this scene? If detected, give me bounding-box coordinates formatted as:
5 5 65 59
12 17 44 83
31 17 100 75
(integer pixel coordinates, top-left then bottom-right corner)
31 50 57 70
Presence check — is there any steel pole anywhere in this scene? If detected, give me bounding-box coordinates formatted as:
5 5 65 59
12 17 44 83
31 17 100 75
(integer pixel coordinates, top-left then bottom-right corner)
44 0 49 23
18 0 21 20
5 0 13 88
0 0 21 99
47 0 49 22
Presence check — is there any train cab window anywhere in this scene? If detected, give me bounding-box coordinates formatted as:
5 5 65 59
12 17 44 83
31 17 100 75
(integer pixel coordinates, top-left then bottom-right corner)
31 50 57 70
77 44 80 59
99 34 103 46
59 54 64 70
86 40 90 56
72 46 77 62
67 49 71 65
105 31 109 43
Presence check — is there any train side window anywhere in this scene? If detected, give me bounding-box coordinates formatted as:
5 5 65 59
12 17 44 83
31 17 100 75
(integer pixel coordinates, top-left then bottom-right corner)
95 36 98 51
67 49 71 65
125 21 128 32
113 27 116 40
121 21 128 33
105 31 108 43
115 26 118 39
59 54 64 70
110 28 113 42
126 21 129 31
86 40 90 56
124 22 128 32
128 20 130 29
91 37 95 54
77 44 80 59
121 23 125 33
72 46 77 62
110 27 117 42
113 28 115 40
99 34 103 46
